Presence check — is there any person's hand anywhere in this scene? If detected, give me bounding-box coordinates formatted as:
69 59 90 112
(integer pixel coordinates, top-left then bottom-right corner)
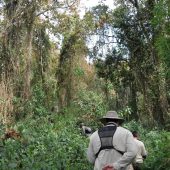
102 164 115 170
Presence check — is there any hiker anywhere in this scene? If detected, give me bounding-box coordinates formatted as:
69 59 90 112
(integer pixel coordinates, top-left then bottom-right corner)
87 111 138 170
80 123 92 137
132 131 147 170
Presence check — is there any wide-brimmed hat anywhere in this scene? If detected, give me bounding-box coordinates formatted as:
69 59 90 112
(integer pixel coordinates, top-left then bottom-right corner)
100 111 124 124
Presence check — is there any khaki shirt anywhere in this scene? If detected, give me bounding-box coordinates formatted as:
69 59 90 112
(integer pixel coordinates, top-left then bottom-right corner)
87 124 138 170
134 138 147 163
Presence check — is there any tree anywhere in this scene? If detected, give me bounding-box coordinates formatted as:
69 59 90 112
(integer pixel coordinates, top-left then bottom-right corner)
0 0 80 123
56 12 87 111
87 0 170 127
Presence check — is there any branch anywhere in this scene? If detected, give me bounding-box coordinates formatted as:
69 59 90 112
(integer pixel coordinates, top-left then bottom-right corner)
104 41 118 44
36 0 79 17
128 0 139 9
36 5 66 17
88 33 116 38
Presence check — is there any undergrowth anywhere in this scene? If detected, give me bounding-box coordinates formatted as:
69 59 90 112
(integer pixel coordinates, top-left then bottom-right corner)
0 107 169 170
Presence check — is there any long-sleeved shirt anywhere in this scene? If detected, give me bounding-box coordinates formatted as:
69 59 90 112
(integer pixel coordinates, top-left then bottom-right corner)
87 124 138 170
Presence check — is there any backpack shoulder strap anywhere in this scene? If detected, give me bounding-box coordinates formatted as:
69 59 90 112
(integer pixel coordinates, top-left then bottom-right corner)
95 125 125 158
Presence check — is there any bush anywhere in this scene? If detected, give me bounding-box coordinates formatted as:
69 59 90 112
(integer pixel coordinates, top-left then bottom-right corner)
74 90 107 115
143 131 170 170
73 89 107 128
123 121 170 170
0 112 92 170
1 106 169 170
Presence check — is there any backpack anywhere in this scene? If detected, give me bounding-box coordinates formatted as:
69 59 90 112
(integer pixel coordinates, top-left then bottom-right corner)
95 125 125 158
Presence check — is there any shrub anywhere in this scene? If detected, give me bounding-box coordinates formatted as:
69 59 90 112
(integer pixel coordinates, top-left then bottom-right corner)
124 121 170 170
142 131 170 170
75 90 106 115
0 112 92 170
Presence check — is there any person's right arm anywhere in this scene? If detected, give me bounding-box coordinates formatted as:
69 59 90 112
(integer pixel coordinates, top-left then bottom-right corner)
112 131 138 170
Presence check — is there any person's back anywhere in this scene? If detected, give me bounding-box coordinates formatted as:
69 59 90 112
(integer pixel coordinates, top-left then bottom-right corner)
88 126 137 170
132 131 147 170
134 139 146 163
87 111 138 170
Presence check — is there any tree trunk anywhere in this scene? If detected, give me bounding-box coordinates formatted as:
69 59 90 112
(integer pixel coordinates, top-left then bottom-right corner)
23 26 33 100
129 81 138 120
104 79 109 104
57 33 80 111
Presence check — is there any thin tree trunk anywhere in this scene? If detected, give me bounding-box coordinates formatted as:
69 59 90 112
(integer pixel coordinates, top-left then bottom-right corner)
104 79 109 104
129 81 138 120
23 26 33 100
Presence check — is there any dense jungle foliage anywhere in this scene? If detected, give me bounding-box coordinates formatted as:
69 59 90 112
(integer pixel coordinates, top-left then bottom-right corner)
0 0 170 169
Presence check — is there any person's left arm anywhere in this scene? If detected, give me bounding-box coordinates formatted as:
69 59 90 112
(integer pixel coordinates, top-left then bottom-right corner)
87 135 96 164
141 142 147 159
